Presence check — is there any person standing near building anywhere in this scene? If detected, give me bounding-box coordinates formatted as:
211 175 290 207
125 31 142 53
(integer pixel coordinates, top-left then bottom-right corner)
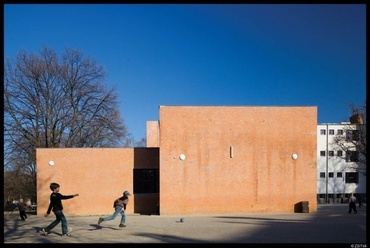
18 198 28 221
42 182 79 236
98 190 131 228
357 194 363 208
348 193 357 214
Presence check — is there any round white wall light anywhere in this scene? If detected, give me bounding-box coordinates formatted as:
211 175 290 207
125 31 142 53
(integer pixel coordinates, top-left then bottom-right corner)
292 154 298 160
179 154 186 160
49 160 55 166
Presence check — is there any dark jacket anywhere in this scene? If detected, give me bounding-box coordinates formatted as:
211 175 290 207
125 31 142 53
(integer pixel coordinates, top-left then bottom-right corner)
113 196 129 210
46 192 74 214
18 202 28 212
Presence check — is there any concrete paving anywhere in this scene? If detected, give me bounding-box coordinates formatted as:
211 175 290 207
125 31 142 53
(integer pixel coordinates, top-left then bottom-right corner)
3 204 366 244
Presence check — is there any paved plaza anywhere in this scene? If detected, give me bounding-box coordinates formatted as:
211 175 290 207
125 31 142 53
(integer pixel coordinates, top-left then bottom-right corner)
3 204 366 244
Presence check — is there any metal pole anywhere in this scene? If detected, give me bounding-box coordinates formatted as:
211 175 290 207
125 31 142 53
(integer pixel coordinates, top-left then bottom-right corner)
326 124 329 204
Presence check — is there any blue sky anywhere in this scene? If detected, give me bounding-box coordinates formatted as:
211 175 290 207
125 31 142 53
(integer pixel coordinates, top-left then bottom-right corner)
4 4 366 141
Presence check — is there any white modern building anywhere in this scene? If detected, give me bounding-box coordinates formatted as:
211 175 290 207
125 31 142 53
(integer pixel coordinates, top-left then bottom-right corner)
317 114 366 204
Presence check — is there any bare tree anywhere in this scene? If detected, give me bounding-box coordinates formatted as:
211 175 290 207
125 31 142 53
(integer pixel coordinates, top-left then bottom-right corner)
134 137 147 147
123 133 147 148
331 101 366 176
4 47 130 202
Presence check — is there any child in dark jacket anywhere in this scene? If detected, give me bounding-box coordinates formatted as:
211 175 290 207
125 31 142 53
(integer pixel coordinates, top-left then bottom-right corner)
42 182 79 236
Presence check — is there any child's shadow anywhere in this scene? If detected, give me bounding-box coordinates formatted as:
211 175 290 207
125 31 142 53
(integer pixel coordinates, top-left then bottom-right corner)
88 224 102 230
33 225 120 233
34 227 63 236
88 224 120 231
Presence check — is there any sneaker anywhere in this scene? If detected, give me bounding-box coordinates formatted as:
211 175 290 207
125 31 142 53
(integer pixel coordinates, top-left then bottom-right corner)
62 227 72 236
119 224 126 228
42 228 48 236
98 217 103 225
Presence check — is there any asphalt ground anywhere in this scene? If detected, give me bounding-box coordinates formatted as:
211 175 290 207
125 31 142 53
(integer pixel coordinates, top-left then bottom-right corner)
3 204 366 245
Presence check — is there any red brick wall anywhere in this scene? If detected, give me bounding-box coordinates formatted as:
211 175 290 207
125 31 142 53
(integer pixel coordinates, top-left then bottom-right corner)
36 148 159 216
146 121 159 147
36 106 317 216
158 106 317 215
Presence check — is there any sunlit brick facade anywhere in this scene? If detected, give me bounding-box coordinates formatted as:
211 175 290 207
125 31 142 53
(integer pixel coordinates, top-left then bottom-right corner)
36 106 318 216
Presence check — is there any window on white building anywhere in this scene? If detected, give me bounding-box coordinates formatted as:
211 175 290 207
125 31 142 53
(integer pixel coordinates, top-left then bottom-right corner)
320 172 325 178
345 172 359 183
329 172 334 178
329 129 334 135
352 130 359 141
320 151 325 156
346 130 359 141
337 151 343 157
346 151 359 162
320 129 326 135
337 172 342 178
329 151 334 156
337 129 343 135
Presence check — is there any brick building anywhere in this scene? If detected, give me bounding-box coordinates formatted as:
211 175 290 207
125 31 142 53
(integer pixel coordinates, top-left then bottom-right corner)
36 106 318 216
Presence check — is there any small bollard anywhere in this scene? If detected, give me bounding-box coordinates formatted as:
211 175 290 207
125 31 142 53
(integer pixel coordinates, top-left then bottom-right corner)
180 218 184 222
